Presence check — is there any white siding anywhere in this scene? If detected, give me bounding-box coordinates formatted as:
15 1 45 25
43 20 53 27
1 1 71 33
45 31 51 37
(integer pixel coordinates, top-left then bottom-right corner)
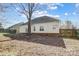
19 22 59 33
31 22 59 33
19 25 28 33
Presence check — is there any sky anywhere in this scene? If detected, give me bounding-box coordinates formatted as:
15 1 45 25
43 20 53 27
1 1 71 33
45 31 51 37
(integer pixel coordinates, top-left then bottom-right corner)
0 3 79 28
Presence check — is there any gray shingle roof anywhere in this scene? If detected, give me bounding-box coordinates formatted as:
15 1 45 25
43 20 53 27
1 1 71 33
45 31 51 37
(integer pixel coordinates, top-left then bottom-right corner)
22 16 60 25
8 22 24 29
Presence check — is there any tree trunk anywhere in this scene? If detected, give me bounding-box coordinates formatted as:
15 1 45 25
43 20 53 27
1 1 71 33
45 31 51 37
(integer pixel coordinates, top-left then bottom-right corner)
28 17 31 39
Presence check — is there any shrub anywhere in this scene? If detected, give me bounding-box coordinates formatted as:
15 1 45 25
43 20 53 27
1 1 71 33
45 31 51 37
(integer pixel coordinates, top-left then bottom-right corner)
0 29 16 34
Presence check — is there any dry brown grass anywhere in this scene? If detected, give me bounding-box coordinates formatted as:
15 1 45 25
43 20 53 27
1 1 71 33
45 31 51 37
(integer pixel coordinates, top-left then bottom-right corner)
0 33 79 56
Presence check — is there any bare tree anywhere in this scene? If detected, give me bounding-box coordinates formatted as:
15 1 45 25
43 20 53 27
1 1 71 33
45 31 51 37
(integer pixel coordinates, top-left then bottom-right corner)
65 20 75 29
0 4 6 29
12 3 39 38
0 4 5 13
0 22 2 28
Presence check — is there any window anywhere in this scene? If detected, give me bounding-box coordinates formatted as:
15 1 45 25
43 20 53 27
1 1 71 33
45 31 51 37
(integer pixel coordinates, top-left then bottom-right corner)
53 26 56 30
40 26 44 31
53 27 56 29
33 26 36 31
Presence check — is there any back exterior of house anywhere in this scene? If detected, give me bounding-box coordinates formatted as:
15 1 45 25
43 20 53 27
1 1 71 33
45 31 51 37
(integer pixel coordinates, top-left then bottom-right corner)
18 16 60 35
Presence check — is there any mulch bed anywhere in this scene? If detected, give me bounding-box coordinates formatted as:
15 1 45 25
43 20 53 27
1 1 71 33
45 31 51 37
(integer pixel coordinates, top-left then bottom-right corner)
4 33 66 48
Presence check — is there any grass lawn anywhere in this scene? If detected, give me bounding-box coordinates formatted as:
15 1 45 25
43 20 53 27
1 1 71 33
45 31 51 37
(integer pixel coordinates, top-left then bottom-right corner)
0 33 79 56
0 33 10 41
0 33 8 36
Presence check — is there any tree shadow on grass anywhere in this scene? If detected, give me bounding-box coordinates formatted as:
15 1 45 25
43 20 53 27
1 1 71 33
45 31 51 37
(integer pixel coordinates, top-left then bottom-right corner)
3 33 66 48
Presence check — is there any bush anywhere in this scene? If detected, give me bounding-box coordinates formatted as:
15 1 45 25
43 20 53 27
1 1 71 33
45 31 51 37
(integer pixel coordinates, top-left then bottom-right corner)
5 29 16 34
0 29 16 34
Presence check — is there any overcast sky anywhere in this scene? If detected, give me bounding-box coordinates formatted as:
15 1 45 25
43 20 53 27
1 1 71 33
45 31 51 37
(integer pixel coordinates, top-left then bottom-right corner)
1 3 79 28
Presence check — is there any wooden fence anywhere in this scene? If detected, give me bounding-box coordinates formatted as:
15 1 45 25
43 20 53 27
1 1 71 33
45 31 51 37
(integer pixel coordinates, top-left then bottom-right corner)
59 29 76 38
76 29 79 38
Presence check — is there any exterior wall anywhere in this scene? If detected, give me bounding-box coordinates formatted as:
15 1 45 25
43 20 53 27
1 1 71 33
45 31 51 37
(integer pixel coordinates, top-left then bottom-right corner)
19 25 28 33
31 22 59 33
10 26 21 33
16 26 21 33
19 21 60 33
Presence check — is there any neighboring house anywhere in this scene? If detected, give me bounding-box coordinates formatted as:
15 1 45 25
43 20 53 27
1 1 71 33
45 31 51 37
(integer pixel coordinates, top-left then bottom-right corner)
19 16 60 35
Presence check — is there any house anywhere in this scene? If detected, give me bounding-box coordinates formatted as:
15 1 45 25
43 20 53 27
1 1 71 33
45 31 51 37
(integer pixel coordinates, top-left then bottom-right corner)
18 16 60 36
8 22 24 33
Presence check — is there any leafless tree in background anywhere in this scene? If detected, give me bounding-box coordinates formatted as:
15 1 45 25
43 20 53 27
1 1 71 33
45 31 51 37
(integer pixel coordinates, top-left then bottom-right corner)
65 20 76 29
0 4 6 29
